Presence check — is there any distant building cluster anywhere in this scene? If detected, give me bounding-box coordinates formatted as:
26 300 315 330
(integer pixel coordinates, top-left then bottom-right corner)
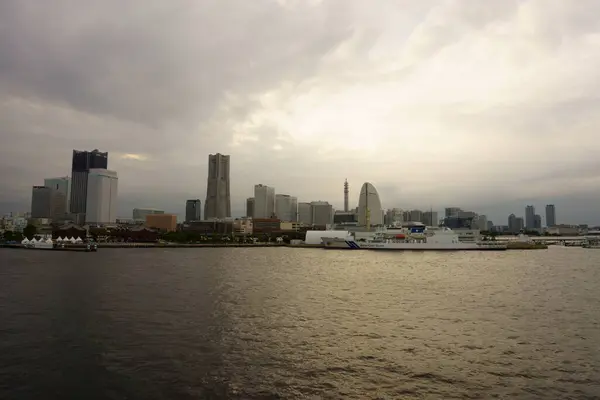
1 149 595 239
28 149 118 226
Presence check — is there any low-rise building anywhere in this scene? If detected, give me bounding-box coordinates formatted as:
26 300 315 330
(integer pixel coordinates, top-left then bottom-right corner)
233 218 253 235
280 221 306 231
253 218 281 234
546 224 580 236
145 214 177 232
182 220 234 235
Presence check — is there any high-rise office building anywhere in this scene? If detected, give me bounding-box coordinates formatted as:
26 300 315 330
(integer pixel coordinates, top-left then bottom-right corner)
44 176 71 214
290 196 298 222
422 211 439 227
311 201 333 226
31 186 66 220
254 184 275 218
246 197 254 218
298 202 312 225
70 149 108 218
525 205 535 230
445 207 462 218
534 214 542 230
545 204 556 227
275 194 297 222
85 169 118 224
204 153 231 219
185 199 201 222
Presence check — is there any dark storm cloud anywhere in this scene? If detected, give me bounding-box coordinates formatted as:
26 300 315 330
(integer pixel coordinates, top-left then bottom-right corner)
2 0 600 223
0 0 353 126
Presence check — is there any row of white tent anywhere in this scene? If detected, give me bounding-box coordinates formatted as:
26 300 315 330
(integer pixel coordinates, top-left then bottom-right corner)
21 238 54 244
20 236 84 244
55 237 84 243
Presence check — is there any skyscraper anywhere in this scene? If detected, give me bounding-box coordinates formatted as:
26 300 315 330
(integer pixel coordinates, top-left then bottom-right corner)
70 149 108 218
298 202 312 225
525 205 535 230
85 169 118 224
44 176 71 214
246 197 254 218
253 184 275 218
31 186 66 220
204 153 231 219
275 194 297 222
545 204 556 227
186 199 201 222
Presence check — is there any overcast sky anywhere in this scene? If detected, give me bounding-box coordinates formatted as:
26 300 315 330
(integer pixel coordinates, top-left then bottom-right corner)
1 0 599 224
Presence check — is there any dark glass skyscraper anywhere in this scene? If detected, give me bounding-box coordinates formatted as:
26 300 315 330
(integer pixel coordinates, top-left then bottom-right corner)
185 199 201 222
70 149 108 215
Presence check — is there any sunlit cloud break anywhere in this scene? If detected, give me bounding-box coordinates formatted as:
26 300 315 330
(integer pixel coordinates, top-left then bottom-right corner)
119 153 148 161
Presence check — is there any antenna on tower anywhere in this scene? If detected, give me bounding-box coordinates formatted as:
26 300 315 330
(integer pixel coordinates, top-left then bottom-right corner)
343 179 349 212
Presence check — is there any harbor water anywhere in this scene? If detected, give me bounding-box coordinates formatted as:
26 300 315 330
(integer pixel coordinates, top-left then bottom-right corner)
0 247 599 399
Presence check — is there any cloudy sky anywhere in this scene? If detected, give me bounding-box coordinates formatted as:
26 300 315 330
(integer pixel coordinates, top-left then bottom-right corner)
1 0 600 224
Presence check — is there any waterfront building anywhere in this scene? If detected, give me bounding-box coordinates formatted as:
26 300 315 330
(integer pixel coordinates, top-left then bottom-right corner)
275 194 297 222
85 169 118 224
525 205 535 230
254 184 275 219
357 182 383 226
246 197 254 218
31 186 66 220
298 202 312 225
133 208 164 221
311 201 333 226
204 153 231 219
70 149 108 220
185 200 201 222
145 214 177 232
546 204 556 227
44 176 71 214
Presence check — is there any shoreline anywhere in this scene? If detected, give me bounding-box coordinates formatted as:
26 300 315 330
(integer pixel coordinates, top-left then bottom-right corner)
0 243 321 249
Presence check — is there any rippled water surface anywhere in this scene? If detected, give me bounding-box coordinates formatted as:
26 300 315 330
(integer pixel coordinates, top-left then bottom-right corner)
1 247 599 399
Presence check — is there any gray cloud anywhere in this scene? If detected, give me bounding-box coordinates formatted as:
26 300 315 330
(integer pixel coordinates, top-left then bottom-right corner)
2 0 600 224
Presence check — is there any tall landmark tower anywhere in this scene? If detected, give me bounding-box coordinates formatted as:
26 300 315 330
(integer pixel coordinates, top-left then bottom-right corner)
204 153 231 219
344 179 349 212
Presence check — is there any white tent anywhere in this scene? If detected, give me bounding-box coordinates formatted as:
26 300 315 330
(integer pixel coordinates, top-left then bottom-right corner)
70 237 77 243
30 238 38 243
75 237 83 243
45 238 54 244
56 237 63 242
21 238 30 244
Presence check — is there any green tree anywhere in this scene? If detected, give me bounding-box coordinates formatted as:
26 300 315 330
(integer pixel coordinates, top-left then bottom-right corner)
23 224 37 239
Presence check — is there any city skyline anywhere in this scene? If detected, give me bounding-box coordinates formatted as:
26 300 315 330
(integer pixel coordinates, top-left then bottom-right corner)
1 1 600 224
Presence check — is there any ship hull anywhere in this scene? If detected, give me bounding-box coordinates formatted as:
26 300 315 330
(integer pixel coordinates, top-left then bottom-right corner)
321 237 506 251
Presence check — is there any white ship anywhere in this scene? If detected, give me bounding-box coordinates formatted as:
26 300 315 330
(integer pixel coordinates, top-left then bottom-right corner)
582 237 600 249
321 226 507 251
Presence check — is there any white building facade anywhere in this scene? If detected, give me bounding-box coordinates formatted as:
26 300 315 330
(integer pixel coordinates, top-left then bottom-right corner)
254 184 275 218
85 169 118 224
